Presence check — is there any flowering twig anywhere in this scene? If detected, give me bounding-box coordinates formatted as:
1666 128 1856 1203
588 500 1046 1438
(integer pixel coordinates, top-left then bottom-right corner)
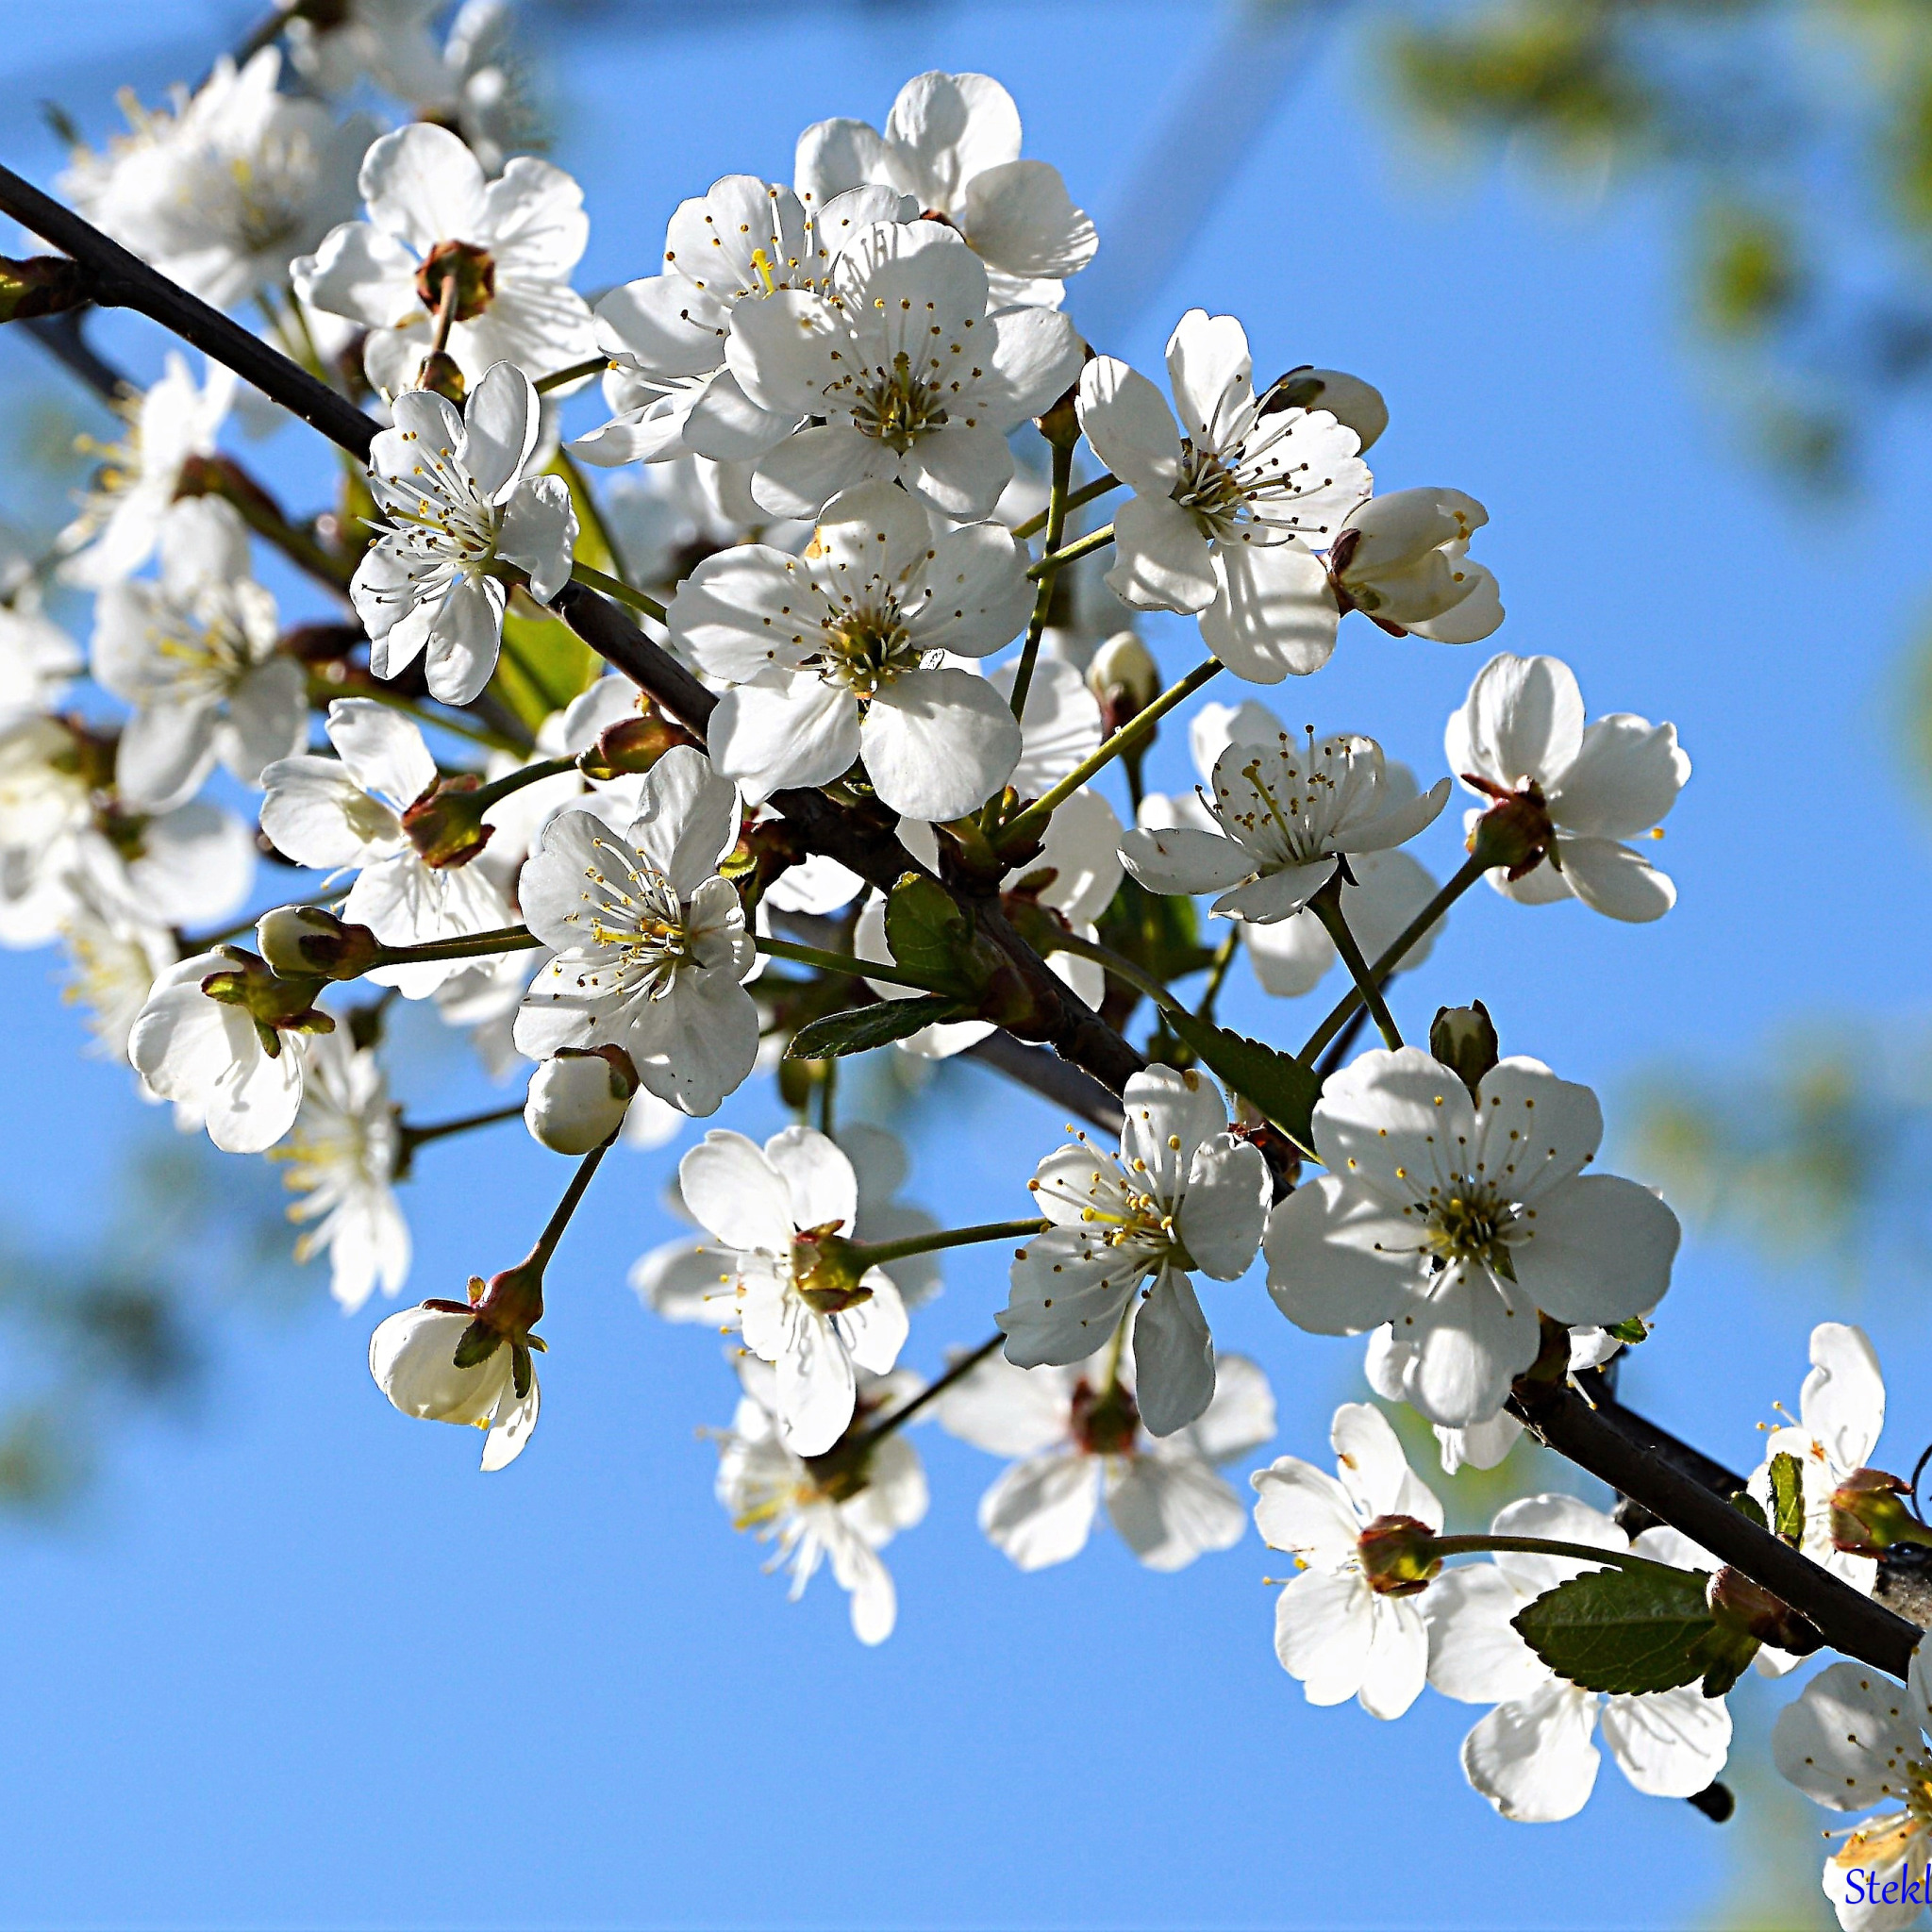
368 924 545 969
399 1102 526 1155
848 1219 1048 1270
534 355 609 395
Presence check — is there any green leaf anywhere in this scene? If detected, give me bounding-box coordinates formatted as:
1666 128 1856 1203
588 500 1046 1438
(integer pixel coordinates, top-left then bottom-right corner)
1605 1315 1649 1344
491 605 599 730
1729 1491 1769 1533
1097 875 1215 984
451 1318 505 1371
883 873 977 994
1511 1564 1720 1695
1158 1008 1322 1156
788 996 970 1060
1770 1451 1807 1545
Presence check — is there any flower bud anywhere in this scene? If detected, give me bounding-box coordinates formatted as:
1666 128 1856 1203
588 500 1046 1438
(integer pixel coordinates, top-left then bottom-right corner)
1086 630 1161 732
1829 1468 1932 1557
524 1047 639 1154
1466 783 1557 879
0 253 93 324
1356 1513 1442 1595
578 706 700 780
1035 378 1083 450
257 905 381 981
412 351 467 403
368 1299 540 1472
400 774 493 869
1429 1001 1499 1102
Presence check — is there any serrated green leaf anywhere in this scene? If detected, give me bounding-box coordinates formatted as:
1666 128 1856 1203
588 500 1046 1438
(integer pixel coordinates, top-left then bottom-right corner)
1158 1008 1322 1156
1511 1564 1719 1695
451 1318 505 1371
788 996 970 1059
1729 1490 1769 1532
1770 1451 1807 1545
883 873 976 994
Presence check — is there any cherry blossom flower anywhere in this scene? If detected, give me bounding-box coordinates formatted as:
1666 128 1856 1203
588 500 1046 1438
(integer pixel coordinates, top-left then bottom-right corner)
724 219 1082 521
1747 1322 1888 1673
1774 1648 1932 1928
713 1356 927 1645
126 947 315 1154
58 895 176 1068
91 499 305 812
573 172 906 469
61 48 370 311
1120 722 1447 923
1266 1047 1680 1428
59 354 234 589
668 479 1029 819
940 1344 1274 1572
259 699 510 998
1447 652 1690 923
637 1123 941 1324
999 1066 1270 1438
271 1028 409 1312
1252 1402 1442 1718
0 601 82 729
1426 1495 1731 1821
350 362 578 707
513 746 758 1118
673 1125 909 1457
368 1301 538 1471
294 122 597 397
1074 312 1371 680
282 0 453 105
794 71 1097 307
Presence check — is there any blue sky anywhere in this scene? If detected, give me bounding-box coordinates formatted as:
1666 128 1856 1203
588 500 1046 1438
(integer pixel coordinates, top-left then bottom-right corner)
0 3 1924 1926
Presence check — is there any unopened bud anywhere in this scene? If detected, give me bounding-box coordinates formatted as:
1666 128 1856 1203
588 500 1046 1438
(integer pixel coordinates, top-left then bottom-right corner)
578 707 699 780
412 351 466 403
1829 1468 1932 1557
524 1047 639 1155
1430 1001 1499 1102
1706 1565 1822 1656
1357 1513 1441 1596
257 905 380 981
400 774 493 869
0 254 93 325
1035 378 1083 450
1086 630 1161 732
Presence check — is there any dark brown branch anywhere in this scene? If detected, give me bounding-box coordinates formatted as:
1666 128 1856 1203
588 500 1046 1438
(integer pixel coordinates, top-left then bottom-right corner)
964 1032 1125 1136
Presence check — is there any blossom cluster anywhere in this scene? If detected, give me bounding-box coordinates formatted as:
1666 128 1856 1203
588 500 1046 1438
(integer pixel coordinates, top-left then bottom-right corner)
2 11 1916 1902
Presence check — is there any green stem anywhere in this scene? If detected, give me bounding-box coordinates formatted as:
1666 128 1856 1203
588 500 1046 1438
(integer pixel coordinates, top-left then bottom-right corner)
999 659 1224 851
1194 927 1241 1024
852 1218 1048 1271
1010 473 1121 541
369 924 544 968
1297 852 1491 1066
1046 928 1187 1018
752 934 959 997
426 272 459 359
1008 438 1073 723
1424 1534 1700 1583
528 1138 612 1273
570 560 667 624
401 1101 525 1153
1024 522 1113 582
535 355 609 395
1308 874 1403 1051
467 754 579 813
812 1056 836 1136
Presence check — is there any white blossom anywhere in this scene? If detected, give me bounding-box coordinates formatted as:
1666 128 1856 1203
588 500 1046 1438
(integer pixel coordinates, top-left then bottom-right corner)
58 894 176 1066
941 1344 1274 1572
368 1301 538 1471
1074 311 1371 681
1121 722 1447 922
259 699 511 997
1252 1402 1442 1718
125 947 312 1155
271 1027 409 1311
714 1356 927 1645
282 0 453 105
724 218 1082 521
669 478 1029 819
524 1049 634 1154
294 122 597 397
0 601 82 727
60 354 234 589
92 499 305 811
999 1066 1270 1437
1266 1047 1680 1428
62 49 370 310
1425 1495 1731 1822
795 71 1097 307
1448 652 1690 923
1774 1648 1932 1930
573 172 906 469
674 1125 909 1456
350 361 578 707
514 746 757 1117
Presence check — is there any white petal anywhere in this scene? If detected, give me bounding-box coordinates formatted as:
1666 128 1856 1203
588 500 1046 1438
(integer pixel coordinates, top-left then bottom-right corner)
861 667 1021 821
1130 1270 1215 1437
1461 1681 1601 1823
979 1452 1100 1570
1600 1687 1731 1799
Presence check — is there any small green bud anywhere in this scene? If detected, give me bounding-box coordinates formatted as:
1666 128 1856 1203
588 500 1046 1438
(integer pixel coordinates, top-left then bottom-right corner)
1706 1564 1821 1657
791 1225 875 1315
1356 1514 1442 1596
577 706 700 780
411 351 466 403
1429 1001 1499 1101
1087 630 1161 733
400 774 493 869
1829 1468 1932 1557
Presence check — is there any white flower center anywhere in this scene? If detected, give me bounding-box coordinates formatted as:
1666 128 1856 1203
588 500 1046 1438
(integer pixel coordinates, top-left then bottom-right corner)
141 598 256 703
1415 1180 1522 1275
824 298 986 449
1030 1148 1194 1274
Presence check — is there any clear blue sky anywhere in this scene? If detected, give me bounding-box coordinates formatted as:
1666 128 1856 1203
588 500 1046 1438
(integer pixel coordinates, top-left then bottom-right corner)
0 3 1924 1926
